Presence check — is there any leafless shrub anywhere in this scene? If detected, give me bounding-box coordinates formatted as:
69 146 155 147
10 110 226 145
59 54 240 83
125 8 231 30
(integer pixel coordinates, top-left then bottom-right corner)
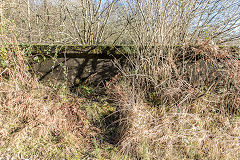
0 19 99 159
108 0 240 159
0 18 31 84
1 0 123 44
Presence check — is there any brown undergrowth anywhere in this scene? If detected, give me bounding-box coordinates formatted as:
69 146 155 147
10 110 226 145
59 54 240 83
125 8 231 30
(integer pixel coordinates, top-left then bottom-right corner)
0 19 112 159
108 41 240 159
1 17 240 159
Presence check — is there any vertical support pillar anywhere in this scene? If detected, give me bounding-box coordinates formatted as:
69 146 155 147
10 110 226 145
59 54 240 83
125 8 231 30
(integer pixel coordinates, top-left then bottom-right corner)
0 0 3 24
27 0 31 42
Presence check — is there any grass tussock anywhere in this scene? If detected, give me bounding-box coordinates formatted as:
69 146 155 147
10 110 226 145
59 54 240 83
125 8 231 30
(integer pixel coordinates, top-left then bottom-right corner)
109 41 240 159
0 19 114 159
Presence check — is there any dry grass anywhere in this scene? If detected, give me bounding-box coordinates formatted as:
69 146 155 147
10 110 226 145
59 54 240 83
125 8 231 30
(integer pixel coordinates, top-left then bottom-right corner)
0 83 96 159
110 82 240 159
0 19 115 159
108 41 240 159
1 2 240 158
109 2 240 158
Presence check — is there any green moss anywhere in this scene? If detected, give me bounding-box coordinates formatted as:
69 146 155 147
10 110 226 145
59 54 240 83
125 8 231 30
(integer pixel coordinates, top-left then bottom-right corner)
19 44 237 59
19 44 136 57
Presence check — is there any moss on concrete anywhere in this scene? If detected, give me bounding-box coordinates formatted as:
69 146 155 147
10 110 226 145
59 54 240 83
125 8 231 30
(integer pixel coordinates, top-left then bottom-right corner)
19 44 136 59
19 44 239 59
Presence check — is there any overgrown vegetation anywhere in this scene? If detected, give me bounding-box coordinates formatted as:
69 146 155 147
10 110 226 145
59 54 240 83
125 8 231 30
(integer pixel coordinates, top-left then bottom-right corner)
0 19 120 159
109 42 240 159
107 1 240 159
1 0 240 159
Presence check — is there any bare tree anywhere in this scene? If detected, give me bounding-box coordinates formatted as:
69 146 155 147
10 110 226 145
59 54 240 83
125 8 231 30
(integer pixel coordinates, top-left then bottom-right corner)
1 0 239 45
114 1 240 158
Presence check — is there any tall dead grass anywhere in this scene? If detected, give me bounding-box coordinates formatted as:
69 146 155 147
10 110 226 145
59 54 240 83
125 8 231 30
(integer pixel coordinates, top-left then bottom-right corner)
109 0 240 159
110 42 240 159
0 19 99 159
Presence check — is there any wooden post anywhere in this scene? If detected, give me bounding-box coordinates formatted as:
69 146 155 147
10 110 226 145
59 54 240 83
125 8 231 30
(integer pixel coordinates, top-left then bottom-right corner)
43 0 49 41
27 0 31 42
0 0 3 23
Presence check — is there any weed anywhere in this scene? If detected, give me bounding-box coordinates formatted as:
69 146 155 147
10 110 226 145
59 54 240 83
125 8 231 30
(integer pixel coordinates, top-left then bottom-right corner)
0 18 119 159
